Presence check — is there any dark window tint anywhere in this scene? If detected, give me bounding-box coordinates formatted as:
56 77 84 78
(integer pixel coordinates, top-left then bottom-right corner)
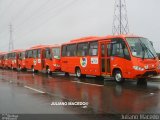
107 44 111 57
28 51 33 58
33 50 37 58
38 49 41 58
52 47 60 59
66 44 77 56
62 45 67 57
111 38 130 60
89 42 98 56
45 48 51 59
101 44 105 57
77 42 88 56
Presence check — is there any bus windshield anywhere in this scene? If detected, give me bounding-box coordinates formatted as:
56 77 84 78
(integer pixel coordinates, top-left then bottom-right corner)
52 48 60 59
20 52 25 59
126 37 157 59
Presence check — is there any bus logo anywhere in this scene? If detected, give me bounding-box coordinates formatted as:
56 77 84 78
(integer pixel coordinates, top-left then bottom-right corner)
80 57 87 67
91 57 98 64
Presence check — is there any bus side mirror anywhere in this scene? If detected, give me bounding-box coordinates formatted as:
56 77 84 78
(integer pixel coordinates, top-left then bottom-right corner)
150 41 153 46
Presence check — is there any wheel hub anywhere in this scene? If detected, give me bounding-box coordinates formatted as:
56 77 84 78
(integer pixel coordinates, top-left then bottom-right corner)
115 73 121 82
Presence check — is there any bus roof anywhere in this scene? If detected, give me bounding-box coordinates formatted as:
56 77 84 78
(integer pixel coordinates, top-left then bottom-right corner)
46 44 60 48
26 45 49 50
62 34 141 45
0 52 7 55
10 49 24 53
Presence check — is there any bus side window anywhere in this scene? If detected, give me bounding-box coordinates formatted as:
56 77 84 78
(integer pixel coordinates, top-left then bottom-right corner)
45 48 50 59
66 44 77 57
77 42 88 56
89 42 98 56
25 51 28 58
28 50 33 58
112 43 123 57
111 39 131 60
101 44 105 57
107 44 111 57
62 46 67 57
33 50 37 58
38 49 41 58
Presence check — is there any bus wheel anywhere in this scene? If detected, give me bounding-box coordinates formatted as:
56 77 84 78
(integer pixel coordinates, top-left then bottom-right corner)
65 72 69 77
75 67 82 78
11 65 13 70
32 66 35 73
18 65 21 71
113 70 124 83
137 78 147 86
46 67 52 75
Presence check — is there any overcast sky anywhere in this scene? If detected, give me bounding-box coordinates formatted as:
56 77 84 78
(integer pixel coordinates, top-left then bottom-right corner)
0 0 160 52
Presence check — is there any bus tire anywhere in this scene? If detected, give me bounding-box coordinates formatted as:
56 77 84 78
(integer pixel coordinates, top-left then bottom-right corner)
18 65 21 72
46 66 52 75
32 66 35 73
113 70 124 83
75 67 82 78
65 72 69 76
11 65 13 70
137 78 147 86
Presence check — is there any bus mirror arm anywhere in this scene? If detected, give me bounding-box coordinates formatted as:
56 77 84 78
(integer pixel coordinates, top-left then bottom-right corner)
122 42 125 49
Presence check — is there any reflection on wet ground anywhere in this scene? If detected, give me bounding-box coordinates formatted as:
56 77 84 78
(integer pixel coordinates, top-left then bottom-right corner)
0 69 160 114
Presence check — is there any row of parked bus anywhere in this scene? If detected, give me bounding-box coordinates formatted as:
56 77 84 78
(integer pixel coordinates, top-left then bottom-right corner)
0 34 160 83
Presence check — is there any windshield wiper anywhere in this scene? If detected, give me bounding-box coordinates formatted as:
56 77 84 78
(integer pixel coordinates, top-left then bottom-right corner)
140 40 155 59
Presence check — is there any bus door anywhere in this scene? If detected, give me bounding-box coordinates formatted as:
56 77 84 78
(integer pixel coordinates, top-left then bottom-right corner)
99 41 111 76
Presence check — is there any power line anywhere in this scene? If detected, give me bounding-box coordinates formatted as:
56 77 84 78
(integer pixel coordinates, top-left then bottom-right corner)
11 0 34 23
16 0 77 41
0 0 33 32
0 0 15 19
14 0 54 29
15 0 61 31
15 0 74 35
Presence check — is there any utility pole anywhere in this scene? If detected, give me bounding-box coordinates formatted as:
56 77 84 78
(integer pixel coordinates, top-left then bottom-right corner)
9 23 14 52
112 0 129 35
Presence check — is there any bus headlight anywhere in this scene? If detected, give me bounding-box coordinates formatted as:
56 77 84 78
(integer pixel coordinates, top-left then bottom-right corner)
53 64 60 67
133 66 144 71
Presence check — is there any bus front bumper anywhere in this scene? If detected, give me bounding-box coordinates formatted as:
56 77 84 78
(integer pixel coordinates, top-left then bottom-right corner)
125 69 160 79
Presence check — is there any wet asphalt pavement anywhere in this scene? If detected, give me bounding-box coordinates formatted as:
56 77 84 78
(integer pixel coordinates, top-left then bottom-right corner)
0 69 160 119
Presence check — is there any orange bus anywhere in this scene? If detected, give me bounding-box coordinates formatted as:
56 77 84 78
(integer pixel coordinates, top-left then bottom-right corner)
61 35 160 82
7 49 24 70
44 45 61 74
25 45 47 73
